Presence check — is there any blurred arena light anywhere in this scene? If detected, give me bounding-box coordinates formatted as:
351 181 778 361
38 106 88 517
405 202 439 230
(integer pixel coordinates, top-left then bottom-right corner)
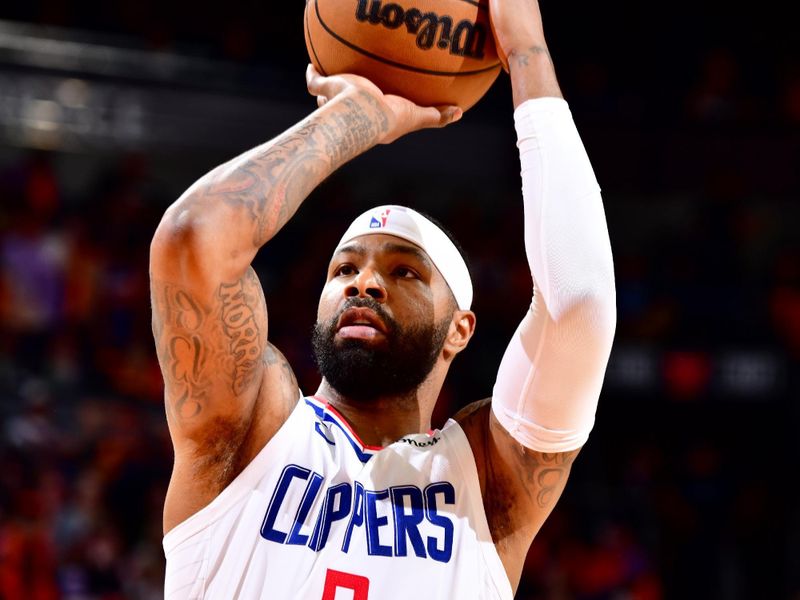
605 345 785 400
604 345 659 391
717 349 784 398
0 19 300 152
0 18 513 182
0 70 145 150
0 19 274 88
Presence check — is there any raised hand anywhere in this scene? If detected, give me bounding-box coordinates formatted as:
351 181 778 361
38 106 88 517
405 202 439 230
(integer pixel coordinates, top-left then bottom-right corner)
306 64 462 145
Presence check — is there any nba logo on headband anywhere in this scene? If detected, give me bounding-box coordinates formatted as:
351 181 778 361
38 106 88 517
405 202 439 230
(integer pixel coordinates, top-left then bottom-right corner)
369 209 391 229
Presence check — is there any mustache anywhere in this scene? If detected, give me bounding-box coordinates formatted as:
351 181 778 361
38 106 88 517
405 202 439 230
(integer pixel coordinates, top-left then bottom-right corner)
331 297 396 333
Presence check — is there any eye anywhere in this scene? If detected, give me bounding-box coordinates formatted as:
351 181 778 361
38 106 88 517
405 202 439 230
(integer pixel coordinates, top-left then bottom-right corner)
393 266 419 279
334 264 357 277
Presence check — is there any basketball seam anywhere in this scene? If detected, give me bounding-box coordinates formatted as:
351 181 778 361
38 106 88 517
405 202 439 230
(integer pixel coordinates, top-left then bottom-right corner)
305 0 328 76
313 0 501 78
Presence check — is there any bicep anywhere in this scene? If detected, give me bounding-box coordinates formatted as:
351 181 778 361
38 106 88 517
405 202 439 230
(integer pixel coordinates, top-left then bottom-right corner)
150 265 271 443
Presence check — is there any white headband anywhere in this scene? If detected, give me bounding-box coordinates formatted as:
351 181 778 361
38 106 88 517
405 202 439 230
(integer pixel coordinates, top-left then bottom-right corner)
336 205 473 310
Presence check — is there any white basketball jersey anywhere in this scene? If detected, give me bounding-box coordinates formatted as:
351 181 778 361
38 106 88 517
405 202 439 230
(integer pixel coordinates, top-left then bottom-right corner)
163 396 514 599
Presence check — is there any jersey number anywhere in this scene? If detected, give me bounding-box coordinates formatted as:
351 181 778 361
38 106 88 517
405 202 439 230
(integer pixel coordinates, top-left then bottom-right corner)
321 568 370 600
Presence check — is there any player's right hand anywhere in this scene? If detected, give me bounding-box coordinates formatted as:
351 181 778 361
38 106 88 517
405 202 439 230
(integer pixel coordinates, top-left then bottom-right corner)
305 64 462 145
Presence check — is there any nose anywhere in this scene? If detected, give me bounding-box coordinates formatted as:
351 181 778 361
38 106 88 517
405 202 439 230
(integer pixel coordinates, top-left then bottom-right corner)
345 266 386 302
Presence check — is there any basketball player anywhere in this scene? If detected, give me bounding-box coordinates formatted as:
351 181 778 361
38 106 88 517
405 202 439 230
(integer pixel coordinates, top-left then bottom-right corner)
150 0 616 597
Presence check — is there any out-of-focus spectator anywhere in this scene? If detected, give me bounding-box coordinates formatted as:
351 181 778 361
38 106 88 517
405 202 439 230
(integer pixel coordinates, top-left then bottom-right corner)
686 48 750 124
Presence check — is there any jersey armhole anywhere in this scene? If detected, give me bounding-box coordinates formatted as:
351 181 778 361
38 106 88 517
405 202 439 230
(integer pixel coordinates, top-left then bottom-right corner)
443 419 515 600
163 395 306 555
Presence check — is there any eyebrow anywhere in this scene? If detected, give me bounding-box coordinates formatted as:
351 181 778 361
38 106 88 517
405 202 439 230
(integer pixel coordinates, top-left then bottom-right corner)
335 242 433 271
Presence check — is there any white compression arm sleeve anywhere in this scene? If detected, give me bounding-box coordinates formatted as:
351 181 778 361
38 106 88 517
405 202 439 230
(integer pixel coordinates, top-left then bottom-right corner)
491 97 617 453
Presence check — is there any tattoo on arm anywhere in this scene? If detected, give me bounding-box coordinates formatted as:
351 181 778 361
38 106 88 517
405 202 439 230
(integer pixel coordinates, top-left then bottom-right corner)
483 408 582 541
151 268 267 425
512 45 552 69
152 282 211 422
265 344 300 405
219 270 263 396
523 451 578 509
193 91 389 248
153 92 383 430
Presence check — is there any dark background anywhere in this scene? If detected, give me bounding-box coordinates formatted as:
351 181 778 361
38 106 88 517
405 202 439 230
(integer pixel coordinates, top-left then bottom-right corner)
0 1 798 598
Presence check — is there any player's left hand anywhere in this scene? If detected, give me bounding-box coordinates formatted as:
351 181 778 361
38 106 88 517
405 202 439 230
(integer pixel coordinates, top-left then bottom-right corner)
306 64 462 144
489 0 547 72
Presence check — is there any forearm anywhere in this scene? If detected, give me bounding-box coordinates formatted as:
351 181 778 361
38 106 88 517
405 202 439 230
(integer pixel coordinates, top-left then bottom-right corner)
153 90 389 279
492 98 616 453
508 48 562 108
495 0 562 107
517 99 613 309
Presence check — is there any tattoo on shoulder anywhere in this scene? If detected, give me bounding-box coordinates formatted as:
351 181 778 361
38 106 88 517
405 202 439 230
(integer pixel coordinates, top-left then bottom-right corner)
265 344 300 405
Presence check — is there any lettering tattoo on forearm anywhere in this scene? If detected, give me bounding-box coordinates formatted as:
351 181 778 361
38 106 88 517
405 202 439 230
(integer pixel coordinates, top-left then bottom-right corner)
322 98 382 164
512 45 552 69
195 91 389 248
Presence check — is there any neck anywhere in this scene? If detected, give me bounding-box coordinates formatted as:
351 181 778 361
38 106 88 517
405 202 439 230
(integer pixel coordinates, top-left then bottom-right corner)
315 379 436 447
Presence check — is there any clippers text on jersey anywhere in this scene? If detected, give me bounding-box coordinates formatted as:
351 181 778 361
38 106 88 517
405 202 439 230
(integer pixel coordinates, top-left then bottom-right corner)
261 464 456 563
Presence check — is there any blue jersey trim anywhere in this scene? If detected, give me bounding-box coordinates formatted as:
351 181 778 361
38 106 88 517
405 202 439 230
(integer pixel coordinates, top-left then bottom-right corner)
305 398 377 464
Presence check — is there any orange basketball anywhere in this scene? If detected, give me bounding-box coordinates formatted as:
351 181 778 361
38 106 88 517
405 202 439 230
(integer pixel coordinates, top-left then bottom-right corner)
304 0 502 111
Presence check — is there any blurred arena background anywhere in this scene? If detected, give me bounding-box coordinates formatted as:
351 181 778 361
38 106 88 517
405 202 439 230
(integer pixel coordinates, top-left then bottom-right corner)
0 1 798 598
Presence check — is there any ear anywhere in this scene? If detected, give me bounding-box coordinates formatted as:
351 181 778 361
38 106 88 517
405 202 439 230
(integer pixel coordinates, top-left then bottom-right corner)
442 310 476 361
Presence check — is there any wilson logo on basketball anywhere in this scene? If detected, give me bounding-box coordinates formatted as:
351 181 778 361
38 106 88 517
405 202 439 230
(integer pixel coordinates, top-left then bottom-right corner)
354 0 488 59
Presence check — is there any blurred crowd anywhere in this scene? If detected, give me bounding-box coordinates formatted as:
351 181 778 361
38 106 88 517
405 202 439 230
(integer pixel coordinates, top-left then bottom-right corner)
0 152 168 599
1 1 799 599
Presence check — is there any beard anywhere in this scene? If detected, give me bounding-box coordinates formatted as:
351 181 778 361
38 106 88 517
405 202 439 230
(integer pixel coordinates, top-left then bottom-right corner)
311 298 451 402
